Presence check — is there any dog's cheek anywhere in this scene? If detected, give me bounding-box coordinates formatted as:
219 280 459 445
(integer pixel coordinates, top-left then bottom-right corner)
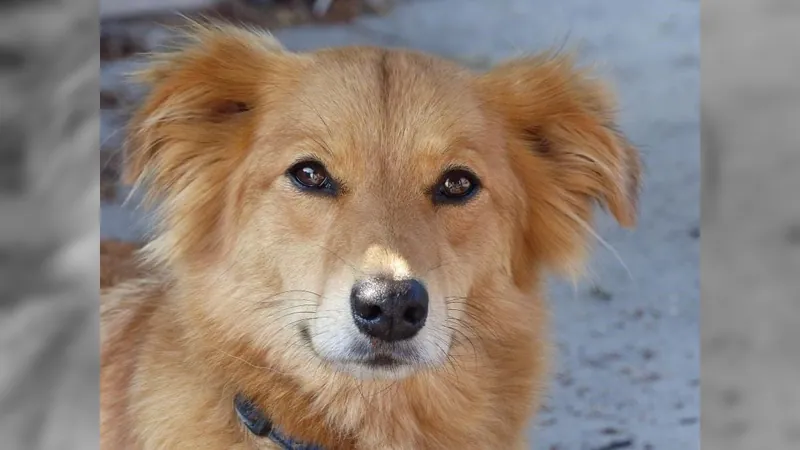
437 200 492 257
276 195 326 240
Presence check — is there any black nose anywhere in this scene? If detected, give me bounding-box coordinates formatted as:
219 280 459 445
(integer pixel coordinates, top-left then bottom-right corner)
350 277 429 342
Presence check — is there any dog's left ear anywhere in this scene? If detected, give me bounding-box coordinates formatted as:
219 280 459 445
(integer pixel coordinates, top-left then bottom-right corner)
477 53 641 228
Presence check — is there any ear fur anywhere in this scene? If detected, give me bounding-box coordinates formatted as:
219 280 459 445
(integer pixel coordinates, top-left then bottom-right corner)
123 22 304 267
477 52 642 278
125 22 295 186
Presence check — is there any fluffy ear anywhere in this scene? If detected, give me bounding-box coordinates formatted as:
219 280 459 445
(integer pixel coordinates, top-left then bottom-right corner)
124 23 304 266
125 23 297 187
477 53 641 277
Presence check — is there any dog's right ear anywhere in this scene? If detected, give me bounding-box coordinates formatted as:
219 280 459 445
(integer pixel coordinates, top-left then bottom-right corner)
124 24 308 267
124 23 304 193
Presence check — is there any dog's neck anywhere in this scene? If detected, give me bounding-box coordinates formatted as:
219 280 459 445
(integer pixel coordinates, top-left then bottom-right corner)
233 393 324 449
192 334 485 448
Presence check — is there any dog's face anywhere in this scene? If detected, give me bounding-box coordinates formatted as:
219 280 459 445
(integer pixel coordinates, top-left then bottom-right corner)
127 25 640 381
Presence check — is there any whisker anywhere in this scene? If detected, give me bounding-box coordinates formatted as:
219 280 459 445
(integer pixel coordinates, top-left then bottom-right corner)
260 289 323 302
443 323 480 368
210 346 293 376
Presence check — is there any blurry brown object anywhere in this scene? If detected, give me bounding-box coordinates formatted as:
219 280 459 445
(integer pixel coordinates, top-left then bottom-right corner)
101 240 143 288
100 151 122 201
100 91 120 110
212 0 385 27
100 28 148 61
99 0 392 54
215 0 313 27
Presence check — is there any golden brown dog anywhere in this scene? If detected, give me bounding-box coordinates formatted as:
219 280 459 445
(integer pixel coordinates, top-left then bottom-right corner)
101 23 640 449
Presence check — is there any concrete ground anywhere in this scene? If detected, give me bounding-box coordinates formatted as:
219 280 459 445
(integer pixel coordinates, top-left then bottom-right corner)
101 1 700 448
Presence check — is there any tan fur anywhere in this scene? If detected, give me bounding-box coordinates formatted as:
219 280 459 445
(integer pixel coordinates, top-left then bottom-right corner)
101 23 640 449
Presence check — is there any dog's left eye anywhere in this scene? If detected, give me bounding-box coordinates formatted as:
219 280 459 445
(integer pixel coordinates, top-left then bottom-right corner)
287 160 336 195
433 169 480 205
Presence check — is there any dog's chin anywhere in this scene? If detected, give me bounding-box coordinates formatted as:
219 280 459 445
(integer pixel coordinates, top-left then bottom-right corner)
320 349 430 381
332 359 418 381
300 324 441 381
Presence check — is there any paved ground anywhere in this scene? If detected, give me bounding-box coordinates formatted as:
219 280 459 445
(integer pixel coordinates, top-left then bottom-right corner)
100 1 700 448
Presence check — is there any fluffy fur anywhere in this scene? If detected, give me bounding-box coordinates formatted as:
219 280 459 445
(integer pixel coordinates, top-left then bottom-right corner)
101 23 640 449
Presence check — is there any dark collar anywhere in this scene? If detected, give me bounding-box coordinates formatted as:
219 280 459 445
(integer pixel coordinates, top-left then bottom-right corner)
234 394 324 450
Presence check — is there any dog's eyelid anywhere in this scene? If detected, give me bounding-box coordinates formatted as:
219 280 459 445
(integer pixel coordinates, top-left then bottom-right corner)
437 165 481 183
289 153 325 166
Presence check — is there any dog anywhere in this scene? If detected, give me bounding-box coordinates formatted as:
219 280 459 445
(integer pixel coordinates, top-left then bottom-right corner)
100 23 641 449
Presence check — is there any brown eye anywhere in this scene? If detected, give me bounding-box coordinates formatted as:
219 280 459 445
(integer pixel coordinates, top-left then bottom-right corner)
287 160 337 194
434 169 480 204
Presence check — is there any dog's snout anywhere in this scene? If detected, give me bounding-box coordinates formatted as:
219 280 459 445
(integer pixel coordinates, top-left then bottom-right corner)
350 277 429 342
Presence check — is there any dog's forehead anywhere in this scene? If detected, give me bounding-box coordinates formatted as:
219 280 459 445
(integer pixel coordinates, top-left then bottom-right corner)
283 48 487 161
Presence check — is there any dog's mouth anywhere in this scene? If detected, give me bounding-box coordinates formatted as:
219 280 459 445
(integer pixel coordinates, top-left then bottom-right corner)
362 354 400 368
300 324 413 371
342 354 403 369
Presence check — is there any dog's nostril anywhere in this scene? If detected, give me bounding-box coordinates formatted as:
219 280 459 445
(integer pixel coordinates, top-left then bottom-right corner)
402 305 425 325
358 304 382 321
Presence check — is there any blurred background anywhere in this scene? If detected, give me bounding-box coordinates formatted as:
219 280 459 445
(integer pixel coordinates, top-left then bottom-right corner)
702 0 800 449
6 0 800 449
99 1 700 449
1 0 98 448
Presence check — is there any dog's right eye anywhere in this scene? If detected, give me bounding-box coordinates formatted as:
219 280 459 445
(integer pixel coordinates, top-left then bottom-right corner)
432 168 481 205
287 161 337 195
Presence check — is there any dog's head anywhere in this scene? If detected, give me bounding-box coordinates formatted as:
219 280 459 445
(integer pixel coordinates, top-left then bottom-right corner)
126 24 640 381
